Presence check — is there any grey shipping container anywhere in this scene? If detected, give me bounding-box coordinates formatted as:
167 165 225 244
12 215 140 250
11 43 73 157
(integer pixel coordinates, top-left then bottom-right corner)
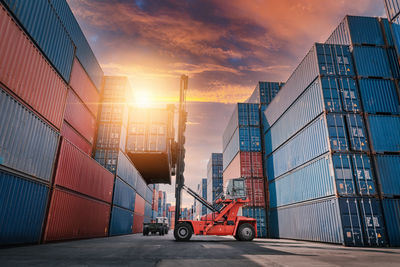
269 197 386 246
0 87 59 182
49 0 104 90
2 0 74 82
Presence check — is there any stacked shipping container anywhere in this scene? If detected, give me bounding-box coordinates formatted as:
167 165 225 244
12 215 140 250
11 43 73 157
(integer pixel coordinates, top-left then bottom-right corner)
326 15 400 246
207 153 224 205
264 41 388 246
222 102 271 237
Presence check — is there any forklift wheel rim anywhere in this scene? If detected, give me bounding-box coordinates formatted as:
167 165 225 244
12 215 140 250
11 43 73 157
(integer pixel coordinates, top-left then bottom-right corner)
178 227 188 238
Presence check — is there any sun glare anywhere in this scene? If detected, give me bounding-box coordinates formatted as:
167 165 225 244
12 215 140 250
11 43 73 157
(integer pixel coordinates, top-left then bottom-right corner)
134 90 152 108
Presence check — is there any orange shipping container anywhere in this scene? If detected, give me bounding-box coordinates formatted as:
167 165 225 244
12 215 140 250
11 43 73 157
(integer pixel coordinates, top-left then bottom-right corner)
0 6 67 129
61 122 93 155
69 58 100 117
64 89 96 144
44 188 110 242
135 194 145 216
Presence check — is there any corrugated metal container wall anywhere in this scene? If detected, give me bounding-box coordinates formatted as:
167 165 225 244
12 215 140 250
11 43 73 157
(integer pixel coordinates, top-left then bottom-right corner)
382 199 400 246
358 79 400 114
384 0 400 20
247 81 282 105
135 194 145 216
242 207 267 237
44 188 110 241
245 178 265 207
133 213 144 233
367 115 400 152
0 171 48 245
96 123 126 150
374 155 400 196
94 149 119 174
64 89 96 144
54 138 114 203
264 44 353 130
381 18 395 46
352 46 392 78
69 58 100 116
269 197 386 246
1 0 74 82
223 152 263 182
61 122 92 155
0 88 59 182
0 6 68 129
145 187 153 203
135 175 148 200
222 103 260 150
48 0 103 90
264 77 361 156
113 177 136 211
326 16 384 46
145 202 152 218
391 16 400 55
269 153 376 208
109 206 133 236
116 151 138 190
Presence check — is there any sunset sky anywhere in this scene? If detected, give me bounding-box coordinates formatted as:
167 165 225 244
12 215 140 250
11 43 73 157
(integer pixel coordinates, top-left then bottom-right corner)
67 0 385 207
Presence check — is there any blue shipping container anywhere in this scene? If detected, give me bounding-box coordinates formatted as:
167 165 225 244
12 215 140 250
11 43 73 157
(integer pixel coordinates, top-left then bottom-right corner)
264 43 354 130
242 207 267 238
113 177 136 211
247 81 282 105
358 79 400 114
144 202 152 218
374 155 400 196
2 0 74 82
382 198 400 246
49 0 104 90
326 16 385 46
109 205 133 236
223 103 260 150
269 197 386 246
145 186 153 204
116 151 138 189
264 76 360 155
0 87 59 182
0 171 48 245
269 153 376 208
367 115 400 152
352 46 393 78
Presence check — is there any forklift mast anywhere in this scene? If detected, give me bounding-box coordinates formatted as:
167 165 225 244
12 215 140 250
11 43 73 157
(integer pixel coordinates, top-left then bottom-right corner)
174 75 188 224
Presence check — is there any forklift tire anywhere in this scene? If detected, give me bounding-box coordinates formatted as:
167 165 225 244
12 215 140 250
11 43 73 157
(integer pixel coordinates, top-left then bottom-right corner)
143 228 149 236
165 229 169 235
237 223 255 241
174 222 192 241
159 230 163 236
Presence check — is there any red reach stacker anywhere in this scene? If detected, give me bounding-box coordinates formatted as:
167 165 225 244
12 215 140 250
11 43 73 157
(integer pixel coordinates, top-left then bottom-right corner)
173 185 257 242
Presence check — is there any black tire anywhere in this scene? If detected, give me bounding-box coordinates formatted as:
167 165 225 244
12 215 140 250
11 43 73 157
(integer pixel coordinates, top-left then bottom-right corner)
165 228 169 235
143 228 149 236
237 223 255 241
159 229 163 236
174 222 192 241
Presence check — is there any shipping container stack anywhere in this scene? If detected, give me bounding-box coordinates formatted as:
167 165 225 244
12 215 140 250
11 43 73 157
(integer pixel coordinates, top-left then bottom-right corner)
157 190 167 218
207 153 224 209
162 192 167 217
0 0 112 245
201 178 208 216
326 15 400 247
166 203 172 224
169 206 176 229
222 103 267 237
264 40 390 246
92 76 138 236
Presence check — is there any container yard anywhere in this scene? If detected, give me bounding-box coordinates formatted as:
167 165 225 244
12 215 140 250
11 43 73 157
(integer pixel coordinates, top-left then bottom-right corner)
1 0 400 266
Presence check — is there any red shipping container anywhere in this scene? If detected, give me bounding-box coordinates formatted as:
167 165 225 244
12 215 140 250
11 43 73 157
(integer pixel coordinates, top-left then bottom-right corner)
61 121 92 155
69 58 100 117
64 89 96 144
135 194 145 216
54 138 114 203
223 152 263 184
133 213 144 233
44 188 110 241
0 6 67 129
245 178 265 207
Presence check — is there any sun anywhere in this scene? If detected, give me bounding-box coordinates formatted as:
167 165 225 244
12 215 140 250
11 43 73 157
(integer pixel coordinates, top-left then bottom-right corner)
134 90 152 108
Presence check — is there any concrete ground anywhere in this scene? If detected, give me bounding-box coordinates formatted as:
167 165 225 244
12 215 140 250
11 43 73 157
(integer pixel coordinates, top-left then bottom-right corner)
0 233 399 267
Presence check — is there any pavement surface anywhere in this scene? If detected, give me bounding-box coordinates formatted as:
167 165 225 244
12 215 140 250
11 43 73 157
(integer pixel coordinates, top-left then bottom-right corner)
0 233 400 267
